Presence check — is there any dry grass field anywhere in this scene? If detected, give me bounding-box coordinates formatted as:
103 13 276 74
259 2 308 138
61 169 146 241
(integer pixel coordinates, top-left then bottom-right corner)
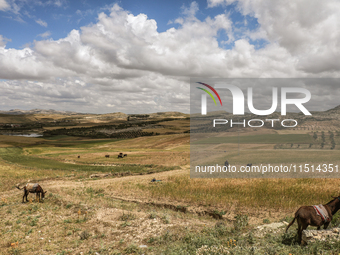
2 120 340 254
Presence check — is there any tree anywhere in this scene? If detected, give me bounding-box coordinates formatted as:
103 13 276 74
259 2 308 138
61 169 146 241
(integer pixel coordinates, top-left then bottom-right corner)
321 142 325 149
321 131 325 143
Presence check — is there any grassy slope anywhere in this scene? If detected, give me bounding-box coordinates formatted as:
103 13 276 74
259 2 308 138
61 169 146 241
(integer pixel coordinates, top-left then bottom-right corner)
2 132 340 254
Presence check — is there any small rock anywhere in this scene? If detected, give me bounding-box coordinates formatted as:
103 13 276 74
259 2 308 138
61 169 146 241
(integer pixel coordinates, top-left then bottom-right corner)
25 236 29 239
139 245 148 248
302 228 340 244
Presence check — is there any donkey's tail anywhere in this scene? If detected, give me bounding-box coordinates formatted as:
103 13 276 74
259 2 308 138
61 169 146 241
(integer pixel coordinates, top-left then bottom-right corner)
285 217 296 232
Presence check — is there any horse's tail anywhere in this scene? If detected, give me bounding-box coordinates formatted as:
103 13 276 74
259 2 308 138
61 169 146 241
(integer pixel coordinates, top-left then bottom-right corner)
286 216 296 232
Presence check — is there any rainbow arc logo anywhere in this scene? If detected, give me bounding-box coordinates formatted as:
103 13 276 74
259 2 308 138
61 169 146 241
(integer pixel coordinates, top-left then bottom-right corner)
196 82 223 106
196 82 223 115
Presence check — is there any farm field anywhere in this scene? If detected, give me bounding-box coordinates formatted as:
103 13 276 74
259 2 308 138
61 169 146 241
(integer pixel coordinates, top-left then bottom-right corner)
2 116 340 254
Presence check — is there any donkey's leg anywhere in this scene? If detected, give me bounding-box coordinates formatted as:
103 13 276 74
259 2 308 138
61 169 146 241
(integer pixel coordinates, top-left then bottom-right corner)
300 224 309 245
297 224 302 244
25 191 29 202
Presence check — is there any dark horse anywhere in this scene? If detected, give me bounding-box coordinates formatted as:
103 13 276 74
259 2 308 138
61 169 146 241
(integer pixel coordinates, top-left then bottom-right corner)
16 183 47 203
286 196 340 244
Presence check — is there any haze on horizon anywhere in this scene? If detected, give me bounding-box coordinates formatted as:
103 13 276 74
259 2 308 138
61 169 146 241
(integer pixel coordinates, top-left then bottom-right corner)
1 0 340 114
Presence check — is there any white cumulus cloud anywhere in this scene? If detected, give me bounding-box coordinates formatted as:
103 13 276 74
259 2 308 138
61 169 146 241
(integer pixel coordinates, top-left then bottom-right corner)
0 1 340 113
0 0 9 11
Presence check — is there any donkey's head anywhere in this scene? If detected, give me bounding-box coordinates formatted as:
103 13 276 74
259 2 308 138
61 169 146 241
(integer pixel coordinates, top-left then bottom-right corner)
41 191 47 200
331 196 340 201
330 196 340 210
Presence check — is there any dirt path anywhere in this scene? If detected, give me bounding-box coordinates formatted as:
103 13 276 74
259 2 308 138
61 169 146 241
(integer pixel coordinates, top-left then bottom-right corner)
39 167 188 190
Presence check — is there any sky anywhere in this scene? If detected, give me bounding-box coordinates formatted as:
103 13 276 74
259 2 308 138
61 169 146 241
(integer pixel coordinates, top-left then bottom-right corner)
0 0 340 114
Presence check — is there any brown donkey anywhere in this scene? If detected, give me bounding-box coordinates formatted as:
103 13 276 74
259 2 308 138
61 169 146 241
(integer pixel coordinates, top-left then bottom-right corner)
16 183 47 203
286 196 340 244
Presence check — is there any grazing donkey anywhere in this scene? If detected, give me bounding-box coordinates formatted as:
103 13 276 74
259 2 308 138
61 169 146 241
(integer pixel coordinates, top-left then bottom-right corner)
105 155 110 158
224 160 229 169
286 196 340 244
16 183 47 203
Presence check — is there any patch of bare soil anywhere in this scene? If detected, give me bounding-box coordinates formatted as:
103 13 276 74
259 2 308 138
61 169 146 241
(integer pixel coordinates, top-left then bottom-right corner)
93 207 204 243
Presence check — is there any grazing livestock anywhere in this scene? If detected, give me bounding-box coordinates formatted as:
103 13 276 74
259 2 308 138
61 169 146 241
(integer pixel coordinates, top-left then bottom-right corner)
286 196 340 244
118 153 123 158
105 155 110 158
224 160 229 169
118 152 127 158
16 183 47 203
246 163 252 167
78 156 80 158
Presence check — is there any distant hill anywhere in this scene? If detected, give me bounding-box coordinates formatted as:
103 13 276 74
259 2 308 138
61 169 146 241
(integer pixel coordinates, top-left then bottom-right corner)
0 109 84 115
0 109 189 125
149 112 189 118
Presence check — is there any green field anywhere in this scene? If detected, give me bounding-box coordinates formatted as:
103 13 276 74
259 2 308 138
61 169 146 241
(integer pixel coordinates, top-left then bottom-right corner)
193 134 314 144
0 147 176 174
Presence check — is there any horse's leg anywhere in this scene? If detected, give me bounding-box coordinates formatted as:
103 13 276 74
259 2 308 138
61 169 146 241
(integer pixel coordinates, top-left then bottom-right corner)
22 192 25 203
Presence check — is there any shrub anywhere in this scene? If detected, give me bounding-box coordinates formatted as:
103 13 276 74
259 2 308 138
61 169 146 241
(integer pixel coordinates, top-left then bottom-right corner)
234 214 248 231
79 230 91 240
118 212 136 221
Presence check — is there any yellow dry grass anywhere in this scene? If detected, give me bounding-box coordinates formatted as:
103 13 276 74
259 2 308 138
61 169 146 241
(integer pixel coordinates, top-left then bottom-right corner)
2 131 340 254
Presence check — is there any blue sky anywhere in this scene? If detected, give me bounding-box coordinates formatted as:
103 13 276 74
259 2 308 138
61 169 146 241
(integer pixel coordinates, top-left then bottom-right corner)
1 0 262 50
0 0 340 114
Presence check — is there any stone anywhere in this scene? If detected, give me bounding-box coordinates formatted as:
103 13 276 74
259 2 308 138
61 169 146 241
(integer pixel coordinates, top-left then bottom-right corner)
90 173 112 178
256 222 286 231
302 228 340 244
254 222 287 237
